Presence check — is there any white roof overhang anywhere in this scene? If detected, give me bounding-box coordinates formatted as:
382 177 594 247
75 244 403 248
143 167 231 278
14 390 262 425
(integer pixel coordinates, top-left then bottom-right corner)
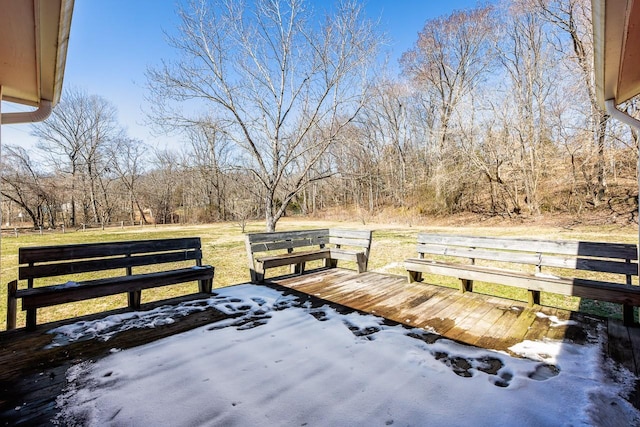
0 0 74 123
593 0 640 113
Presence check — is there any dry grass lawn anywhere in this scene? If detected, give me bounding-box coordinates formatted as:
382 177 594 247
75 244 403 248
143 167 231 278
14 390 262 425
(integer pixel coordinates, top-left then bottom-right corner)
1 217 637 331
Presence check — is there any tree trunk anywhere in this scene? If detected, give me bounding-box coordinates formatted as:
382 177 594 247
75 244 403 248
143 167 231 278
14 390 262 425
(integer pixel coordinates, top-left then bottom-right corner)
265 195 276 232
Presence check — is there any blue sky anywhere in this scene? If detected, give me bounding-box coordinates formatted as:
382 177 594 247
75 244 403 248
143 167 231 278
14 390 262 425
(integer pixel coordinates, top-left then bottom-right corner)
2 0 491 152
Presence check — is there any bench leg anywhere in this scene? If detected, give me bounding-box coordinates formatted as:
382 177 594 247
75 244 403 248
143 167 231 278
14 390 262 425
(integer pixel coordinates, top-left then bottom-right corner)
325 259 338 269
407 270 422 283
623 304 636 326
199 278 213 294
128 290 142 310
356 253 367 273
7 280 17 330
528 290 541 307
255 264 265 283
293 262 306 275
26 308 37 331
460 279 473 293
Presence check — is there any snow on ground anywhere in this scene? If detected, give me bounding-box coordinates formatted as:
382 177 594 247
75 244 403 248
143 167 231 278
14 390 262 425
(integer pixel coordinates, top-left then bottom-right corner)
51 285 640 426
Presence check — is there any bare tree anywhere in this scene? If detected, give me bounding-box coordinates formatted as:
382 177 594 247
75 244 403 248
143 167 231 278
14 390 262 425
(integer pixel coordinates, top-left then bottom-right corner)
400 5 497 212
32 88 121 226
0 145 59 228
401 5 496 152
357 79 413 206
108 137 150 225
496 0 561 214
144 149 182 224
186 120 232 221
535 0 609 204
147 0 381 231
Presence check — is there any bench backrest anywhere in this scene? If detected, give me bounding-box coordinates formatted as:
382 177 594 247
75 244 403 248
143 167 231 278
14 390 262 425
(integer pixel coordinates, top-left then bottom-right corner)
246 228 372 253
328 228 372 257
415 233 638 281
246 229 330 254
19 237 205 287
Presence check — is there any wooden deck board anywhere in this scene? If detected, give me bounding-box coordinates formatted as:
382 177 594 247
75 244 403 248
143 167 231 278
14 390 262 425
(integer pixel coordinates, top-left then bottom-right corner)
473 307 527 351
608 320 636 374
445 295 504 343
271 269 629 359
464 303 512 347
523 307 556 342
422 292 488 334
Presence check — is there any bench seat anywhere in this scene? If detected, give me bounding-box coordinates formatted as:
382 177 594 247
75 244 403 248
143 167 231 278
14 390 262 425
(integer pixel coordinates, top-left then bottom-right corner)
15 266 214 310
405 259 640 306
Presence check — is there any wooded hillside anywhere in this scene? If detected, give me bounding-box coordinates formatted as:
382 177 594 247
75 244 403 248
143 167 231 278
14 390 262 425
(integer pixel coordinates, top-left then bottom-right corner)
2 0 638 230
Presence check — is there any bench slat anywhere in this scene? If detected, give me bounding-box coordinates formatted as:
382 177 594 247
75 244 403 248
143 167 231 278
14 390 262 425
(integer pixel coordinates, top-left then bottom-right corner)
246 230 328 244
329 229 372 240
329 236 371 248
258 249 331 269
18 266 214 310
19 237 204 264
416 244 638 276
541 255 637 276
19 249 203 280
250 236 328 253
417 234 638 260
329 248 362 261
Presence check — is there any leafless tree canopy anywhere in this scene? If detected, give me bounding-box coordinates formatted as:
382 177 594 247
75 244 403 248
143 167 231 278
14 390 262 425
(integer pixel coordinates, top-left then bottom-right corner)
146 0 381 231
2 0 638 230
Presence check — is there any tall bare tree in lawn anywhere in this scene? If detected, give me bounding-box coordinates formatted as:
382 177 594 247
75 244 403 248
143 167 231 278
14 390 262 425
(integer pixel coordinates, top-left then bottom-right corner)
146 0 381 231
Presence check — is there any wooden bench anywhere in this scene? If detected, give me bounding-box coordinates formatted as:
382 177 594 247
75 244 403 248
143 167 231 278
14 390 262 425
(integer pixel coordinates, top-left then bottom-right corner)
404 233 640 325
245 229 372 283
6 237 215 330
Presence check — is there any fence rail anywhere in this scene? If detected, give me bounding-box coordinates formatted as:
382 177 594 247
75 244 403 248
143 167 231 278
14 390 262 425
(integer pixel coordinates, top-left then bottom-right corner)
0 221 173 237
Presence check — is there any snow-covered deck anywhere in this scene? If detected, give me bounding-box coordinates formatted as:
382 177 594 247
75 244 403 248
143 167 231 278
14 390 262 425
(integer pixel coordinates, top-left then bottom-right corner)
1 269 639 425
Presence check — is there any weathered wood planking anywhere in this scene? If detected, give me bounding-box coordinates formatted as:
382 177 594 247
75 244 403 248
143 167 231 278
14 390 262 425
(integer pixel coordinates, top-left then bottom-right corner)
416 234 637 259
406 233 640 326
271 269 621 359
